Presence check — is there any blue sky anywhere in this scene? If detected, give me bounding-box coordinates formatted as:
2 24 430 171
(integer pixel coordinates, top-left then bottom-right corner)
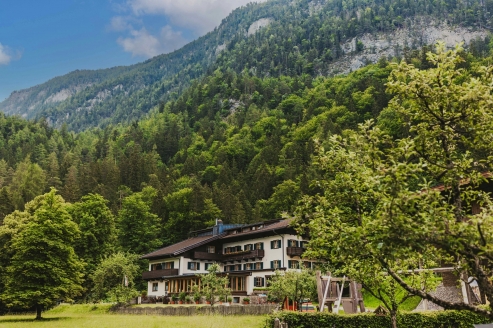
0 0 260 101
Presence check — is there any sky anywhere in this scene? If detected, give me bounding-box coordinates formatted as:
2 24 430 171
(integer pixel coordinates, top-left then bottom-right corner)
0 0 261 101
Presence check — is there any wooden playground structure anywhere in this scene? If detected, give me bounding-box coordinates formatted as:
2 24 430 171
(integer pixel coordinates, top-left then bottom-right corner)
316 271 366 313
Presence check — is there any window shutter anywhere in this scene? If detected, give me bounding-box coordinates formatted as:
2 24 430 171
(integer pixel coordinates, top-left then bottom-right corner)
171 262 174 269
197 263 200 270
270 240 274 249
288 260 292 268
260 262 264 269
188 262 191 270
270 261 274 269
261 278 265 287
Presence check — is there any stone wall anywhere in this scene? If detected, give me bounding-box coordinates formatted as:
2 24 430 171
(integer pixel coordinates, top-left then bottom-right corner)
112 304 278 316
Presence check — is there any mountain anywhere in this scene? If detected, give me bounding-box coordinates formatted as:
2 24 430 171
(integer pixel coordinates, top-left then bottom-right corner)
0 0 491 132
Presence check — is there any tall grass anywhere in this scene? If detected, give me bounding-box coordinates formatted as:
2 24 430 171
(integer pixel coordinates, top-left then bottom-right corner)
0 304 265 328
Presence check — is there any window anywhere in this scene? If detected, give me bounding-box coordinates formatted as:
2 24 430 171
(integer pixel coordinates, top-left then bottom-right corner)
188 262 200 271
270 240 281 249
254 277 265 287
152 283 158 292
270 260 282 269
229 277 245 291
288 260 300 269
254 242 264 250
224 266 231 272
288 240 299 247
244 263 253 270
236 245 242 252
234 264 242 271
300 241 308 249
205 263 213 270
303 261 313 269
255 262 264 270
163 261 174 269
207 246 216 254
244 244 253 251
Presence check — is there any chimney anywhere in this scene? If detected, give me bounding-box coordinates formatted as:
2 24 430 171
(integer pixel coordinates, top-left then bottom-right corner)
213 219 224 236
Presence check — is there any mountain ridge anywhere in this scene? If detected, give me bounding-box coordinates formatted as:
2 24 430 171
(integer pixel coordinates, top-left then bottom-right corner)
1 0 491 132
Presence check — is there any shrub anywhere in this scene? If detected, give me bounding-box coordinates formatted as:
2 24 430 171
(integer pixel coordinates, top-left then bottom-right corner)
266 311 490 328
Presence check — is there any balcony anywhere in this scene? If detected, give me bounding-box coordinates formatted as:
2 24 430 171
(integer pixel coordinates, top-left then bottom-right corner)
142 268 179 280
222 249 265 262
192 251 223 261
286 247 304 257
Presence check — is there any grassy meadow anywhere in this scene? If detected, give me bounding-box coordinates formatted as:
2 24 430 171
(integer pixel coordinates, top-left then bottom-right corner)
0 304 266 328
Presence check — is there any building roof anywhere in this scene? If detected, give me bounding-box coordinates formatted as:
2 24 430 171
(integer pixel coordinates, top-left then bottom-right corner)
141 219 295 260
221 219 293 239
141 234 223 260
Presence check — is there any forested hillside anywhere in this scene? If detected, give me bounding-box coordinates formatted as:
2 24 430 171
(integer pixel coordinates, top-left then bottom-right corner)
1 0 491 131
0 45 492 247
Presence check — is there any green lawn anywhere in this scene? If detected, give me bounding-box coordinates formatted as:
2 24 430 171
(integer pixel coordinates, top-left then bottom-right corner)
0 304 266 328
362 291 422 311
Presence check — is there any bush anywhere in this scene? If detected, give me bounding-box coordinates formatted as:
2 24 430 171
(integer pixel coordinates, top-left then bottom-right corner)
266 311 490 328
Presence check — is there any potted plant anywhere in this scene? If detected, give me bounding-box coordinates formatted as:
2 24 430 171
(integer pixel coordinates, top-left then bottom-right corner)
243 297 250 305
171 295 178 304
227 296 233 305
185 295 191 304
219 295 225 305
178 292 187 304
193 294 201 304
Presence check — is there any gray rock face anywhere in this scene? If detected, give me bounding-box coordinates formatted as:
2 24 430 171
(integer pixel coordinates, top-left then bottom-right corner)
327 17 488 75
248 18 273 36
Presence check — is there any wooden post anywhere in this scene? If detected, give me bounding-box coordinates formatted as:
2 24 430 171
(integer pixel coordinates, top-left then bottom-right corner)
274 318 280 328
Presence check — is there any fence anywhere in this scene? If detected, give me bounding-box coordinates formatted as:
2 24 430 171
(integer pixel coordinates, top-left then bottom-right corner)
112 304 277 316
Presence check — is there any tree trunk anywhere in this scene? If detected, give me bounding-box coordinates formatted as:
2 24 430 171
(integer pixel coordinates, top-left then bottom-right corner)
390 309 397 328
35 304 42 320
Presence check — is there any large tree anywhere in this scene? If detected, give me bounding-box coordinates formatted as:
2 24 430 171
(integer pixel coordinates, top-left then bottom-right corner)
295 43 493 322
0 189 84 319
69 193 117 301
118 186 161 255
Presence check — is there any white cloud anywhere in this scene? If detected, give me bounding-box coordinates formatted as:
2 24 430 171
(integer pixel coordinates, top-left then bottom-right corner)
110 16 132 32
117 28 160 57
0 43 12 66
128 0 263 34
117 25 186 58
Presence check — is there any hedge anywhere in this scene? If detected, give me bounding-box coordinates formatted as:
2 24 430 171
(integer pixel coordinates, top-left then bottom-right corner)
266 311 490 328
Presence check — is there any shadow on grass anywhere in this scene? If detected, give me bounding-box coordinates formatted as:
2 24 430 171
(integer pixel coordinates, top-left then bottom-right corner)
0 317 70 323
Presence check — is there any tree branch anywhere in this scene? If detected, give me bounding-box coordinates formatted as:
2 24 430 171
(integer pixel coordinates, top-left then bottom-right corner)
383 261 492 319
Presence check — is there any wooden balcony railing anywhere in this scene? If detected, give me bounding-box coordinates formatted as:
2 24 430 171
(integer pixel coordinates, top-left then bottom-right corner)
286 247 304 257
222 249 265 262
142 268 179 280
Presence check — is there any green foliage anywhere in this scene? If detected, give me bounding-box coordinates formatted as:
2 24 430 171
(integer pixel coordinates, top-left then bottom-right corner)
266 311 490 328
268 266 316 309
91 252 140 304
0 189 84 318
198 263 231 306
295 43 493 322
118 186 161 255
69 193 117 301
